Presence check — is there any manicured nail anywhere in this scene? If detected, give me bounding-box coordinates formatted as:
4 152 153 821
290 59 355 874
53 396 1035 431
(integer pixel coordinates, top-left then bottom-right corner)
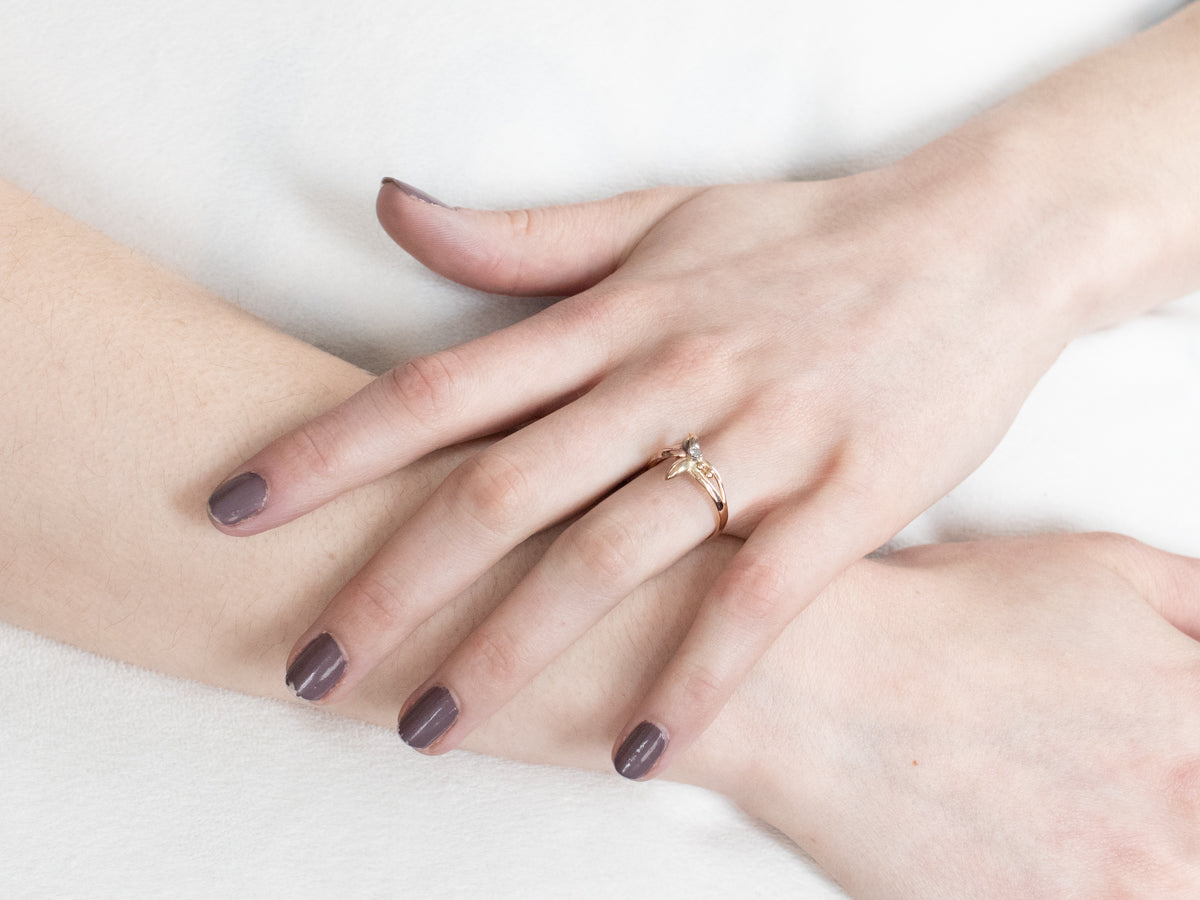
207 472 267 526
380 177 452 209
614 722 667 780
285 632 347 702
398 686 459 750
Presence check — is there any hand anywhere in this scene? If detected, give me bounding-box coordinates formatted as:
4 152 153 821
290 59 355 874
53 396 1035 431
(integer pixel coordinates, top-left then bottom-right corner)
205 158 1078 776
5 172 1198 895
745 532 1200 896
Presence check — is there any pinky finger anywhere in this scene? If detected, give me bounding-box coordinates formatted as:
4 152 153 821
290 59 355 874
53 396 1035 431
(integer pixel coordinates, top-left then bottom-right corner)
611 490 884 781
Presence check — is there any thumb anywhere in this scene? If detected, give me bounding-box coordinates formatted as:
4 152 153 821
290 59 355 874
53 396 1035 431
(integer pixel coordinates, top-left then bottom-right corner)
376 178 706 297
1083 532 1200 641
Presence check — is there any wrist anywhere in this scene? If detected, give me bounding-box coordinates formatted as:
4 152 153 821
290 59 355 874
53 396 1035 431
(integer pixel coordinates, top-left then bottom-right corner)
883 127 1148 344
887 8 1200 339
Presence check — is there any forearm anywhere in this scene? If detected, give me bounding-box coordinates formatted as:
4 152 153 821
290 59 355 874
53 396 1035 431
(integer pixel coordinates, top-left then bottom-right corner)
891 2 1200 335
0 178 393 696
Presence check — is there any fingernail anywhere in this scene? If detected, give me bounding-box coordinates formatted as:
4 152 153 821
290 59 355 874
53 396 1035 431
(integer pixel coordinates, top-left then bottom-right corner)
207 472 268 526
380 177 452 209
398 686 459 750
286 632 348 702
614 722 667 780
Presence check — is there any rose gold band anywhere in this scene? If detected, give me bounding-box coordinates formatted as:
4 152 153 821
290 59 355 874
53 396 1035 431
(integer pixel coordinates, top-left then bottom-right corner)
646 434 728 538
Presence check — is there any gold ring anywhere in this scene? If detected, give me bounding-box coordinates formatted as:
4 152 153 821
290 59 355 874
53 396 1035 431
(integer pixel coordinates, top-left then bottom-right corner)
646 434 728 538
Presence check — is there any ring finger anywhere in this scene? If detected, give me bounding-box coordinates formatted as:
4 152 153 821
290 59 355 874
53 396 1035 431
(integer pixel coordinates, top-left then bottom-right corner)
281 379 718 704
390 427 790 753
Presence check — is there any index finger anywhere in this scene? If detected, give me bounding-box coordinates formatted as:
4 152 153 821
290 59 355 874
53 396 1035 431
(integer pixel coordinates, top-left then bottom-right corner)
205 303 609 535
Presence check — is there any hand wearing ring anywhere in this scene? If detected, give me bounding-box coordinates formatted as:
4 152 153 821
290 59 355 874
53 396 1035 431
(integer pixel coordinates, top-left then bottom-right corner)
207 169 1074 779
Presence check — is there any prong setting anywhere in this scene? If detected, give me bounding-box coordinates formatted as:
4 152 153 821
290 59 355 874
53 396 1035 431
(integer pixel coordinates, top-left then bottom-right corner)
646 434 728 538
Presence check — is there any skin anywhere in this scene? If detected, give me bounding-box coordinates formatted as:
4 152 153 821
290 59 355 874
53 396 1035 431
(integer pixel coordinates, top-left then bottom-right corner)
208 3 1200 777
1 180 1199 896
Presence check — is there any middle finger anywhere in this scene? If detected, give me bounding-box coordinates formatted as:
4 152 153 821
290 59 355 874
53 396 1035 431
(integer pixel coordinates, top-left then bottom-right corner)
282 377 712 704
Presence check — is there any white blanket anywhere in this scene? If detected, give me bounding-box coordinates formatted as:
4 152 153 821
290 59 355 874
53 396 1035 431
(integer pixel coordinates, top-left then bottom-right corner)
1 1 1196 896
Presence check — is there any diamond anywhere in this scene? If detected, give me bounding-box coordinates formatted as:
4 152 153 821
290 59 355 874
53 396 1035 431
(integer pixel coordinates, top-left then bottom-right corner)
683 435 702 460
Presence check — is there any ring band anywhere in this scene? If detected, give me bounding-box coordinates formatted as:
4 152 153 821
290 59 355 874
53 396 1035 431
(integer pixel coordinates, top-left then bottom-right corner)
647 434 728 538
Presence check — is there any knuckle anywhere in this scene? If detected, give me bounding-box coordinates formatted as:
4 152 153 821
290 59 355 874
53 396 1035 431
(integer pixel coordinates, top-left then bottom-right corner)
559 288 642 364
566 514 642 588
1074 532 1162 594
385 351 465 431
463 626 527 687
676 662 725 713
347 571 406 633
285 416 346 483
1077 530 1148 560
1089 823 1197 897
1164 755 1200 822
451 450 530 537
610 187 645 216
717 558 790 625
561 289 616 334
649 331 732 386
822 462 883 511
503 206 538 239
474 207 540 291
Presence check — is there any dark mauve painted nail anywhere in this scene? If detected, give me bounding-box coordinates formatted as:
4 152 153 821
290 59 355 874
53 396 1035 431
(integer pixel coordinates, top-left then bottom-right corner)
286 633 347 702
398 686 459 749
207 472 267 526
380 177 453 209
614 722 667 780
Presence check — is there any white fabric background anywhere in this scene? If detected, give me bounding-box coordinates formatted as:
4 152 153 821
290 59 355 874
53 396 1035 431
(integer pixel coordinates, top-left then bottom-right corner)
1 0 1197 896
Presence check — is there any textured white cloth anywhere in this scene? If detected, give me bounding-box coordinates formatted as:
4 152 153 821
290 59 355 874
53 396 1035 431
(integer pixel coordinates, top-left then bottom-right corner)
1 0 1197 897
